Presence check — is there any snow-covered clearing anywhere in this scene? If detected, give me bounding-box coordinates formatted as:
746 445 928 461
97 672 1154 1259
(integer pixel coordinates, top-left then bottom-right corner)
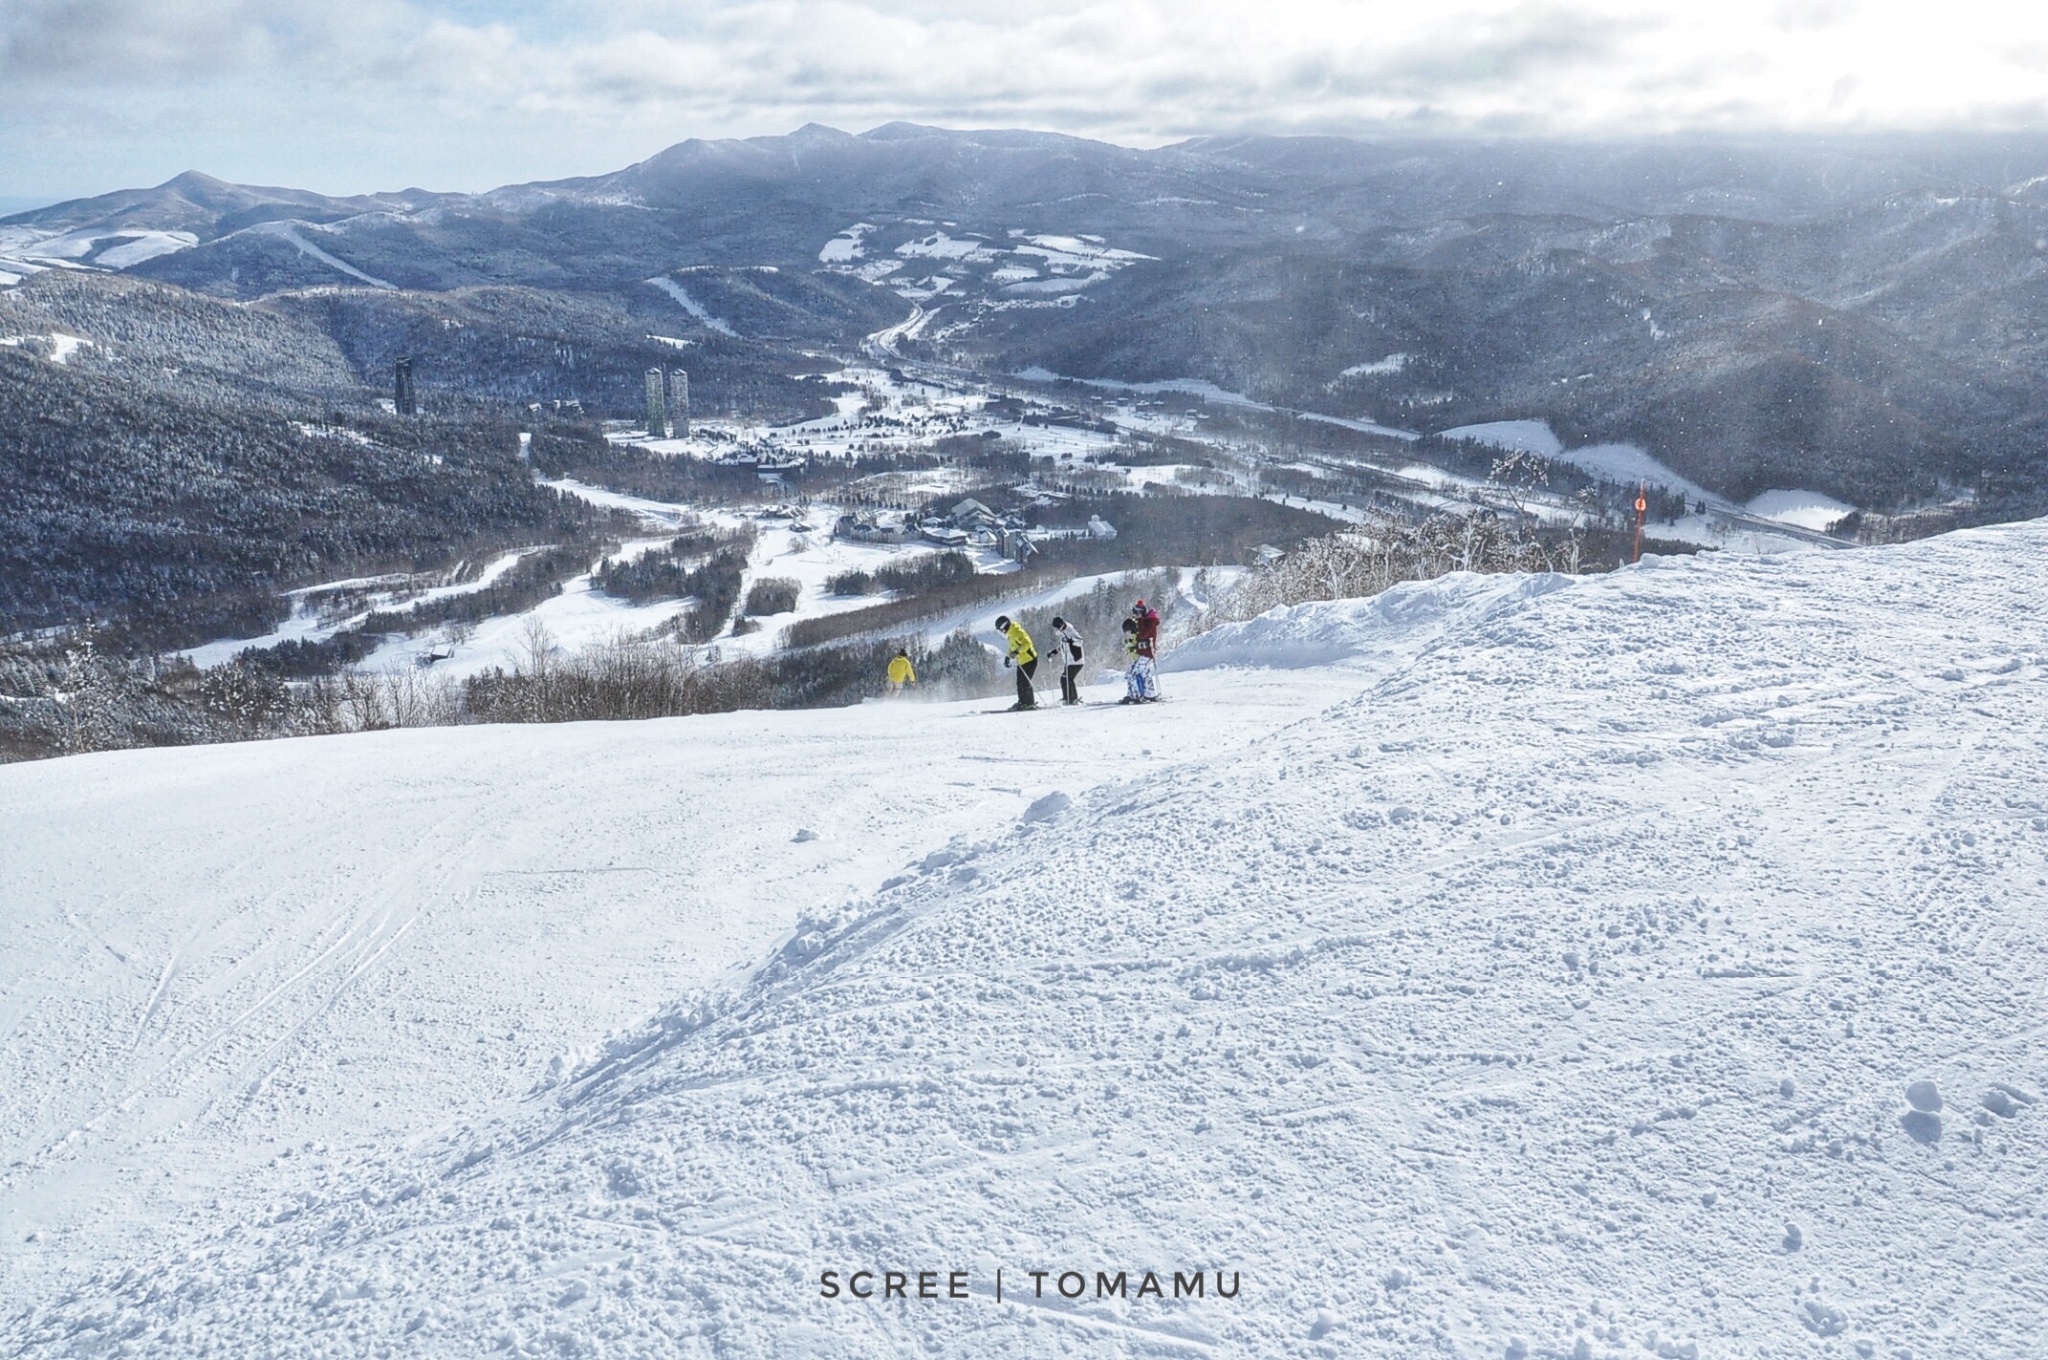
1440 418 1568 458
1016 367 1419 441
1338 354 1410 378
91 230 199 269
6 519 2046 1357
0 333 91 364
644 277 736 336
538 477 699 528
895 231 1000 263
817 224 875 264
1748 489 1857 533
180 549 546 671
823 227 1148 303
355 541 686 681
240 221 396 290
0 226 197 272
1016 368 1269 408
1442 420 1721 506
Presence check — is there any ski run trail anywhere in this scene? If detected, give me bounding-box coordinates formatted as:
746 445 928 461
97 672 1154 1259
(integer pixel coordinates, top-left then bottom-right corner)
5 523 2048 1359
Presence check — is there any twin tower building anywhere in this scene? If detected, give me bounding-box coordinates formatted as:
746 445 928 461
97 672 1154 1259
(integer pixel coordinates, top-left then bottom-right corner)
646 366 690 439
390 356 688 436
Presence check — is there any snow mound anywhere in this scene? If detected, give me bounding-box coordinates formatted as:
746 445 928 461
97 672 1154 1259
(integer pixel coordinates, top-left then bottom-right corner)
1167 569 1574 671
12 522 2048 1358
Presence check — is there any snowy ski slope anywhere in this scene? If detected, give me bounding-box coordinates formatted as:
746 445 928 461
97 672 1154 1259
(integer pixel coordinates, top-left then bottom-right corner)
5 524 2047 1358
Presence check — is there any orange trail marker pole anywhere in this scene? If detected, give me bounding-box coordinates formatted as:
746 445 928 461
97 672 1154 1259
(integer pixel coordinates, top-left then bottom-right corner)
1633 481 1648 564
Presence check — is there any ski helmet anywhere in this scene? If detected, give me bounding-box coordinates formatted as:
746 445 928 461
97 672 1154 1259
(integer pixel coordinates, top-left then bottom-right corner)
994 615 1011 630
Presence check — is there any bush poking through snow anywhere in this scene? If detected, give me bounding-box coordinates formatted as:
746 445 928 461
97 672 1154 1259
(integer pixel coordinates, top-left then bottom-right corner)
1201 510 1574 630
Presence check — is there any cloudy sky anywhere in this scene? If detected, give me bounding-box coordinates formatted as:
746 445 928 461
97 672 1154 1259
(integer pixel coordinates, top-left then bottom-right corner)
4 0 2047 203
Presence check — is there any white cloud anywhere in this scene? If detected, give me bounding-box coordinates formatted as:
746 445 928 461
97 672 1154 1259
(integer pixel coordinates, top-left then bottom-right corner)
4 0 2048 196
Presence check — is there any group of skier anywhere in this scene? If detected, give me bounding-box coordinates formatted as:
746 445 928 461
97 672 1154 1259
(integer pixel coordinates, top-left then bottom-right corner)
990 599 1160 710
884 598 1162 710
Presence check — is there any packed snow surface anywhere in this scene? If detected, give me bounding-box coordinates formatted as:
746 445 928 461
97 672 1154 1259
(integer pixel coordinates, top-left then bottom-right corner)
7 523 2048 1358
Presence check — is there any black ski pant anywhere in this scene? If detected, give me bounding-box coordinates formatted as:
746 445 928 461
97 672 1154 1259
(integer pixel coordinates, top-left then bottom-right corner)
1060 663 1082 702
1015 656 1038 707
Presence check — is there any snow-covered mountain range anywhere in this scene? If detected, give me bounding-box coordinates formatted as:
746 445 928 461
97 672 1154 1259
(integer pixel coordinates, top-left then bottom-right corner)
5 520 2043 1357
10 125 2048 511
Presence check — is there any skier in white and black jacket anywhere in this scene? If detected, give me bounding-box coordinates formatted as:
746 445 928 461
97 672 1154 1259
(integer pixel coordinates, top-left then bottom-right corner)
1049 615 1085 705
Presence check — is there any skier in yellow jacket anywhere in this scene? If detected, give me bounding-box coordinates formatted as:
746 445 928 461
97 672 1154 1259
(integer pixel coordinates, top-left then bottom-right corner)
993 615 1038 710
886 648 915 693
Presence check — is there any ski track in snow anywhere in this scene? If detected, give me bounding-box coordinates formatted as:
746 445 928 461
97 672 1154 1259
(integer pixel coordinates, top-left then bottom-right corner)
242 222 396 290
646 277 737 336
5 523 2048 1357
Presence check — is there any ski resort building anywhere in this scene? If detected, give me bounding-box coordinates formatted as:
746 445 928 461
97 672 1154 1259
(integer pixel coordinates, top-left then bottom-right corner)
645 368 667 438
394 357 416 417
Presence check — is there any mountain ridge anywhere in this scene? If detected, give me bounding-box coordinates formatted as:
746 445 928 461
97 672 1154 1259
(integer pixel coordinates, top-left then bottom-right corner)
6 123 2048 526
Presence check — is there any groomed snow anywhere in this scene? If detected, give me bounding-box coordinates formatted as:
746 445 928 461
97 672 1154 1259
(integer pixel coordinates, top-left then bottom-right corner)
0 666 1374 1343
7 522 2048 1358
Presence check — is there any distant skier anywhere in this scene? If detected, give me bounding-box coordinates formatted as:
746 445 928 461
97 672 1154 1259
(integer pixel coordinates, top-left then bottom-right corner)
993 615 1039 710
1130 598 1161 702
1118 617 1145 704
886 647 916 693
1049 615 1085 705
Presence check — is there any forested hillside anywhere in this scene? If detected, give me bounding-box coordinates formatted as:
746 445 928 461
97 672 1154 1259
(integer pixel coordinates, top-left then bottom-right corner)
0 345 601 648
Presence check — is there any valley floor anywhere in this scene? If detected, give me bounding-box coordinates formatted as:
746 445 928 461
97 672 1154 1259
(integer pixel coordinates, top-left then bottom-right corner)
4 526 2046 1358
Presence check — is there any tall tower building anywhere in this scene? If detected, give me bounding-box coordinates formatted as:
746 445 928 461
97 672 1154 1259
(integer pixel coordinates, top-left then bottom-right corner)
671 368 690 437
394 357 417 417
646 368 668 438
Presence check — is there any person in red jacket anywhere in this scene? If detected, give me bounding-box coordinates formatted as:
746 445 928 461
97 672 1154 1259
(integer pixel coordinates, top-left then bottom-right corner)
1130 599 1161 702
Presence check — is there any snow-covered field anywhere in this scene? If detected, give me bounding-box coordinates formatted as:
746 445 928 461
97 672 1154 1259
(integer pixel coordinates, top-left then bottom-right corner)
7 520 2046 1358
1440 420 1723 508
1017 367 1421 442
1748 490 1857 534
